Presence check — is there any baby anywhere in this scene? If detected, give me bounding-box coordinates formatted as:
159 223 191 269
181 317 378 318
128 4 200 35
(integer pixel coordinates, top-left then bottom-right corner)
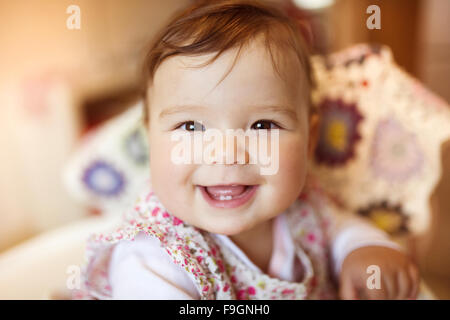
80 0 419 300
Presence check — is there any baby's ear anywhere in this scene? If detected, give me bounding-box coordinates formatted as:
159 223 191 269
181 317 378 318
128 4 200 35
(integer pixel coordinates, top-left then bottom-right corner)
307 111 320 159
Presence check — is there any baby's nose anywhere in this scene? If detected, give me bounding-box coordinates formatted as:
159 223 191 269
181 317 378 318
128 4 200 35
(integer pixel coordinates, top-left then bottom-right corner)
208 130 250 165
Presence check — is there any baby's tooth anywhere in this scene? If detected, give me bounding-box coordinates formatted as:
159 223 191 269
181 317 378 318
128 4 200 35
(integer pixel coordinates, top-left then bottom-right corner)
219 195 232 201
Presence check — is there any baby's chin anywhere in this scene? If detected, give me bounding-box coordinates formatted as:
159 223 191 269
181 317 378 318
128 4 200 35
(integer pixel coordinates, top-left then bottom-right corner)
190 215 262 236
188 203 278 236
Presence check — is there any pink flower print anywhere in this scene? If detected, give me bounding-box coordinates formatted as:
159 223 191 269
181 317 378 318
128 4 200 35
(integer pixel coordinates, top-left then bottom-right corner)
247 286 256 295
223 283 230 292
237 287 256 299
211 247 217 257
162 211 170 218
237 289 247 300
173 217 183 226
196 256 203 263
217 259 225 272
231 275 237 283
202 285 209 292
281 289 294 295
151 207 159 216
307 232 316 242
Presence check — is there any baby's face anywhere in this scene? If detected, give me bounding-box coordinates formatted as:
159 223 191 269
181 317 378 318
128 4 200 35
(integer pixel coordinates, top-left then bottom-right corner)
147 39 313 235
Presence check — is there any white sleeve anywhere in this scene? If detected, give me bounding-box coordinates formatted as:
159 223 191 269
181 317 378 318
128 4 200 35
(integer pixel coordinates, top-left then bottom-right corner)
327 207 402 277
108 232 200 300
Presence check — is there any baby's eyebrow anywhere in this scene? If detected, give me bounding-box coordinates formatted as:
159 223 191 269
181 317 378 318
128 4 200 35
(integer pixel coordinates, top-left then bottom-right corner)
251 105 298 120
159 105 207 119
158 104 298 120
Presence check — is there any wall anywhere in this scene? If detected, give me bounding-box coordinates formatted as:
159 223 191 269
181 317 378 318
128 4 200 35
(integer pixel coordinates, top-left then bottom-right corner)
0 0 189 251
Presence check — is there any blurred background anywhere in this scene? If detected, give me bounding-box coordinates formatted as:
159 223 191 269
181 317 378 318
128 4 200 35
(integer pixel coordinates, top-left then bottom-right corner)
0 0 449 298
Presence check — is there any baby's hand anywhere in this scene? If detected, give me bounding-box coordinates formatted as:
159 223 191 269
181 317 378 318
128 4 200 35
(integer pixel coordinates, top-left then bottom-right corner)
339 246 420 300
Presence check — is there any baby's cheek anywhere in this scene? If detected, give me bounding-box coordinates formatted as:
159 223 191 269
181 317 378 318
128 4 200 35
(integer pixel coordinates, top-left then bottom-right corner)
149 138 189 195
272 137 308 197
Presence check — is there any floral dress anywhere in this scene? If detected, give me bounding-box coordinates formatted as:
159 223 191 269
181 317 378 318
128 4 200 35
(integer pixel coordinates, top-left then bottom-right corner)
75 186 338 300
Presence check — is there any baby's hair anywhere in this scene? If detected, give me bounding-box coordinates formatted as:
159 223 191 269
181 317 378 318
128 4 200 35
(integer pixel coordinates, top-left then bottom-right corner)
141 0 313 122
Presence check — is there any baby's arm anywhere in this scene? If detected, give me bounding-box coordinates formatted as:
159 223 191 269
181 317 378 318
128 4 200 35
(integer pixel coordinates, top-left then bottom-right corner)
326 206 419 300
328 209 401 275
108 232 200 299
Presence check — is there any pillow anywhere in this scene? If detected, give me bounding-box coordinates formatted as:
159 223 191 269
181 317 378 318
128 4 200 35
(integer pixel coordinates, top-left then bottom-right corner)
64 44 450 236
63 103 150 216
309 43 450 235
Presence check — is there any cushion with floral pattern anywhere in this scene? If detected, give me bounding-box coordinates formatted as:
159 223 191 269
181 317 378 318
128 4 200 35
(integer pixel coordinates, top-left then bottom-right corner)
309 43 450 235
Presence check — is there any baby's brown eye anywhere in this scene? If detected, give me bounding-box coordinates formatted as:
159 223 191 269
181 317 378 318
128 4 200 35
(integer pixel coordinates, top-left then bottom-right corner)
179 121 205 131
251 120 280 130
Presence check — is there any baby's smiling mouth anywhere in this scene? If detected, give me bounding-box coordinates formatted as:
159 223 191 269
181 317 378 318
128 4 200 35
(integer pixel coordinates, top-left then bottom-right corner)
197 184 259 209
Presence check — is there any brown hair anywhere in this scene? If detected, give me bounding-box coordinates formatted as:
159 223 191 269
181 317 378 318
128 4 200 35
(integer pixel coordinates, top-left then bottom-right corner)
142 0 313 121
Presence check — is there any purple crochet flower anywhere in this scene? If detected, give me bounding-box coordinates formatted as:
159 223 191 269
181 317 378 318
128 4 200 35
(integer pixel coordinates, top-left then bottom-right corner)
370 118 424 182
123 128 148 166
82 160 125 197
315 99 363 166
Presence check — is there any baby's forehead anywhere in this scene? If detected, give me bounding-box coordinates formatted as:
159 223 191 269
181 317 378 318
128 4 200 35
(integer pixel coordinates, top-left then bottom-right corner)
149 39 306 110
159 37 302 81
